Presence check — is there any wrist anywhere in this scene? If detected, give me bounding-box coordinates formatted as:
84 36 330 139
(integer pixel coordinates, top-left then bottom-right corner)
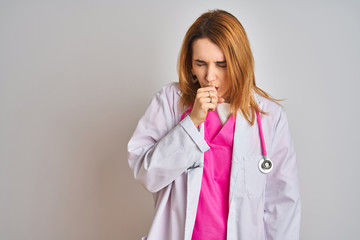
189 113 202 128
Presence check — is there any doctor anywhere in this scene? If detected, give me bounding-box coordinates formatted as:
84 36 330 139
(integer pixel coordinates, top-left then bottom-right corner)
128 9 300 240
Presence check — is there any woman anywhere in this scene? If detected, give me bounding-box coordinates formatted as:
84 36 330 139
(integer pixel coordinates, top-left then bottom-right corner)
128 9 300 240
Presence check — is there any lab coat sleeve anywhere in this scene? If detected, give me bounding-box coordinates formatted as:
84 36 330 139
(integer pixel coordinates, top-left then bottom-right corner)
264 108 301 240
127 86 209 193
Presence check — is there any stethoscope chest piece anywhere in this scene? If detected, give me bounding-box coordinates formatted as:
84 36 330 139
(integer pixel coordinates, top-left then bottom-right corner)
258 157 273 174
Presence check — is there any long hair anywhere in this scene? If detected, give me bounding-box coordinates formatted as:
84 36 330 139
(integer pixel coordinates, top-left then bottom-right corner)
178 9 279 125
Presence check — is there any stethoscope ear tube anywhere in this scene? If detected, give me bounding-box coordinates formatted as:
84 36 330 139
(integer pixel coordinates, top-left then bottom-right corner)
256 111 273 174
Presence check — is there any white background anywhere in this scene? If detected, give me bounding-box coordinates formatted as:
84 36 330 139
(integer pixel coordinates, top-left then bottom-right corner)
1 0 359 239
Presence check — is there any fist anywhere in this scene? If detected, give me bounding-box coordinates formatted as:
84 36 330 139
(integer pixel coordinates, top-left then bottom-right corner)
189 86 225 127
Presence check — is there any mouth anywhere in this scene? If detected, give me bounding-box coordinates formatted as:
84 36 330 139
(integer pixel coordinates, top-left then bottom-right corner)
215 87 219 91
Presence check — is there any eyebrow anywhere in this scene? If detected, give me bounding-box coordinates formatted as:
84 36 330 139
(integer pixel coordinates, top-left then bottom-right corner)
194 59 226 64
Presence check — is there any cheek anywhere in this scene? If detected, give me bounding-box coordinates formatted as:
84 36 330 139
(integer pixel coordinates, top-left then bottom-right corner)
218 71 227 83
224 71 230 84
219 73 230 91
192 67 203 78
193 68 206 84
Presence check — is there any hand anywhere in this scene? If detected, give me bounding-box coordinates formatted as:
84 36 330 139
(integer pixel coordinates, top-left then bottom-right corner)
189 86 225 127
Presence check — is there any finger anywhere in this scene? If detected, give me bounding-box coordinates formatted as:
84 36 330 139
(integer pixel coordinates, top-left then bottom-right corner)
208 97 218 104
197 86 217 94
203 103 217 112
198 86 216 91
197 92 217 101
197 92 219 101
198 95 219 105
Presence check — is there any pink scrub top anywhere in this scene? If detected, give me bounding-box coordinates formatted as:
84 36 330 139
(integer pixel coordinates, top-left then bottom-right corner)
191 110 235 240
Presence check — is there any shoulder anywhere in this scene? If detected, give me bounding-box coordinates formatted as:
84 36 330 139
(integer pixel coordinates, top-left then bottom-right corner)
157 82 180 94
152 82 182 120
155 82 181 101
254 93 287 125
255 94 282 113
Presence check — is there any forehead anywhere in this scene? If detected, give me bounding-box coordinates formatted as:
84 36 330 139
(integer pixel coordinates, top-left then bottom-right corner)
192 38 225 61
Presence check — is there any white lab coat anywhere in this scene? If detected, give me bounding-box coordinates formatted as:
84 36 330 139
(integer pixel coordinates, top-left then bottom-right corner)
128 83 301 240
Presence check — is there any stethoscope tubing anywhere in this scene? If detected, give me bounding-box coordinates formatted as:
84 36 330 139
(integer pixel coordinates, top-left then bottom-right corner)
256 111 273 174
256 111 267 158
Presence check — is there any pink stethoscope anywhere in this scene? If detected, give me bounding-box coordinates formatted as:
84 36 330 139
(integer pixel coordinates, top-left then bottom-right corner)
256 111 273 174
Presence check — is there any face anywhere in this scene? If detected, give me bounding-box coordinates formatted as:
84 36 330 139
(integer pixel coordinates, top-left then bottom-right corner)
191 38 230 98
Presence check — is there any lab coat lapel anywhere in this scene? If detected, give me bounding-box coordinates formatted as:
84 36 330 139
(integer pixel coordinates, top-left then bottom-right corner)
229 111 253 203
184 123 205 240
229 93 262 204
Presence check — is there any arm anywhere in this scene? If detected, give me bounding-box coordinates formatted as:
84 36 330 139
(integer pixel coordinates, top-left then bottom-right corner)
127 86 209 193
264 108 301 240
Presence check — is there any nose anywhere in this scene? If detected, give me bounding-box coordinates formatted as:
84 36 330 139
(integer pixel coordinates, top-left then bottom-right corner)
205 65 216 83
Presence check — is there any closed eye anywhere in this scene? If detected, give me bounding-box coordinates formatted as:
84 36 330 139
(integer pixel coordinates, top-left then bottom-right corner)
195 60 206 66
216 61 227 68
194 59 227 68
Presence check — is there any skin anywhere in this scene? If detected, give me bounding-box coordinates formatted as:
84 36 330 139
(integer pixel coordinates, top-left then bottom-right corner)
189 38 230 127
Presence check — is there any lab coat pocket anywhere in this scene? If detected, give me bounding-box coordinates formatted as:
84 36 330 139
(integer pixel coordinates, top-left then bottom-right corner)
244 155 266 198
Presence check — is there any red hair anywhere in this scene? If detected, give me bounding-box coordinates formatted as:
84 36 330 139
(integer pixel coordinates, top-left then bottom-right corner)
178 9 279 125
